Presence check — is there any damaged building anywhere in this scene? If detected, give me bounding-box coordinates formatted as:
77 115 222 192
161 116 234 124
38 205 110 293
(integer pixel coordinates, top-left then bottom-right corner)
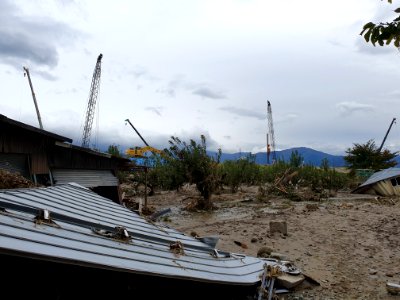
352 168 400 196
0 114 130 202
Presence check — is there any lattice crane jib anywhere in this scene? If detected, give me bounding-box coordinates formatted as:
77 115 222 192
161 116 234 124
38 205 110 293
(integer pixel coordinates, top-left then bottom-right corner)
81 53 103 148
267 101 277 163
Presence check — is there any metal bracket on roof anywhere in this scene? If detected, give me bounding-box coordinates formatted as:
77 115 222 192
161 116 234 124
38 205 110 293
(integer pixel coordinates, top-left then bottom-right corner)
114 226 131 242
34 209 59 227
92 226 131 242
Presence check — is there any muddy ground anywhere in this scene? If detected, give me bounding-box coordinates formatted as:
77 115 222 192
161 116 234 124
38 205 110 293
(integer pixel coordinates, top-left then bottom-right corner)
125 184 400 299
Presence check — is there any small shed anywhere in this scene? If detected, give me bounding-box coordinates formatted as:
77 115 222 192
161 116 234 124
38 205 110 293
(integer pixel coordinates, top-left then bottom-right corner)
352 168 400 196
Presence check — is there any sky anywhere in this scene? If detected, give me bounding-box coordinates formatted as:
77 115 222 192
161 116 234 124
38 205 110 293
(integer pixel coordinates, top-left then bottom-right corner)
1 0 400 155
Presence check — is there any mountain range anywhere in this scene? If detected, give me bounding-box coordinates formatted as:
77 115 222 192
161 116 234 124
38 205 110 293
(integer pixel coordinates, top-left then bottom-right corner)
210 147 400 167
209 147 346 167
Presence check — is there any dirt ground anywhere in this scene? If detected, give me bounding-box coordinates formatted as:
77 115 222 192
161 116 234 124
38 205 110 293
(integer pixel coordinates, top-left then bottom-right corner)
126 185 400 299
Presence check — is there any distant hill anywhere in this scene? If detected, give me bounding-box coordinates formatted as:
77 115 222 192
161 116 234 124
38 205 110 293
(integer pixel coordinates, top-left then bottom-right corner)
208 147 346 167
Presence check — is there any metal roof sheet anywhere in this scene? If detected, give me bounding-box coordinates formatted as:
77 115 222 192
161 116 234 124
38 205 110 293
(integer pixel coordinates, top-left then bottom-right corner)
0 114 72 143
0 183 267 285
355 168 400 190
52 169 119 187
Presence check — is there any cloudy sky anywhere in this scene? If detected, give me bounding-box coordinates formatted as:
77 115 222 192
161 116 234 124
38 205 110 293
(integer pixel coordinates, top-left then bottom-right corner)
1 0 400 155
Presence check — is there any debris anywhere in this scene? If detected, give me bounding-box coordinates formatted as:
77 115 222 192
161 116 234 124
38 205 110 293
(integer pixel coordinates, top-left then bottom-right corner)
258 264 282 300
149 208 171 221
0 169 35 189
257 246 274 258
277 273 306 289
234 240 248 249
170 240 185 256
368 268 377 275
270 220 288 235
386 282 400 295
196 236 219 248
269 252 287 260
305 203 319 211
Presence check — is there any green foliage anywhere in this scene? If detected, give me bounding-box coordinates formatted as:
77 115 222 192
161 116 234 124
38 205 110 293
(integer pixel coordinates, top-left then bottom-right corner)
164 135 220 209
320 158 330 171
360 1 400 47
107 144 122 157
344 139 398 174
289 150 304 168
219 153 262 192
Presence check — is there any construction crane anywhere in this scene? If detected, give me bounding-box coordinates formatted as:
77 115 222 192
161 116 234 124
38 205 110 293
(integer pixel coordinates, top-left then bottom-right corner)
81 53 103 148
124 118 163 158
377 117 396 153
267 101 277 164
23 67 43 129
125 118 149 147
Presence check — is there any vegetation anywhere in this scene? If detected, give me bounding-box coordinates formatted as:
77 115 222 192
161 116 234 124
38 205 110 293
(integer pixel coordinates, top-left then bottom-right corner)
163 135 220 209
360 0 400 47
107 144 122 157
123 144 353 206
344 139 397 174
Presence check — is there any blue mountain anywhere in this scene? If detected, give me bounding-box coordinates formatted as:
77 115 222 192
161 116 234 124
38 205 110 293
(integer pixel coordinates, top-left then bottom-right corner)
209 147 346 167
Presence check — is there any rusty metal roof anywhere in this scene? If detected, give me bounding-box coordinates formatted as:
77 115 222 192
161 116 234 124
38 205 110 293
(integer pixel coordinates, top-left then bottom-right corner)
0 183 266 285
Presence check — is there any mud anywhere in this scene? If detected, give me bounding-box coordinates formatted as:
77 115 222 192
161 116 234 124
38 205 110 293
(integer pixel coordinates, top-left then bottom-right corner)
128 185 400 299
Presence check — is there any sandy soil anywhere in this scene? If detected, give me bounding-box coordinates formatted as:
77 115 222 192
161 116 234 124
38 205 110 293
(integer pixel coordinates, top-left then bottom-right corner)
126 185 400 299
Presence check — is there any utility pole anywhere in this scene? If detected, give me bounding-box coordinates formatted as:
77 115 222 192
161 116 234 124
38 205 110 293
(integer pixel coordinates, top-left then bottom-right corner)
23 67 43 129
267 101 277 163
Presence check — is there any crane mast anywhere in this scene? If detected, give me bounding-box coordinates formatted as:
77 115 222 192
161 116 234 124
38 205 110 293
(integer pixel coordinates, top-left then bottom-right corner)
81 53 103 148
267 101 277 164
23 67 43 129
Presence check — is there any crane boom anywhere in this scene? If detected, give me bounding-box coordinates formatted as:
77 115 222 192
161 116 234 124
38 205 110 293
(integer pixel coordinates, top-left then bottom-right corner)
125 118 149 147
377 117 396 153
81 53 103 148
23 67 43 129
267 101 277 164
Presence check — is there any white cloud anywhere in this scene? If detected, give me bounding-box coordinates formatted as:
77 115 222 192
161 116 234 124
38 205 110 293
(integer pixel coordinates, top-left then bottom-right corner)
336 101 374 116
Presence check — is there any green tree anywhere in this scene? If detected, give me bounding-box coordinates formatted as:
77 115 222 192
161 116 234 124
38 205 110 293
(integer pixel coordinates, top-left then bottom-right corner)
344 139 397 174
360 0 400 47
107 144 122 157
320 158 330 171
164 135 220 210
289 150 303 168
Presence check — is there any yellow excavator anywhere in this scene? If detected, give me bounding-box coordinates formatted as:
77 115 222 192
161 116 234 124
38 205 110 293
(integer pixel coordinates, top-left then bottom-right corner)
126 145 163 158
124 118 163 158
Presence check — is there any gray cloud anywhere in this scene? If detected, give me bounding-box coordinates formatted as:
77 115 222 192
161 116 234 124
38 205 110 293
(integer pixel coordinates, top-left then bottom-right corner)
223 135 231 140
0 0 80 76
156 87 176 97
219 106 265 120
192 87 226 99
145 106 164 116
157 74 226 100
336 101 374 116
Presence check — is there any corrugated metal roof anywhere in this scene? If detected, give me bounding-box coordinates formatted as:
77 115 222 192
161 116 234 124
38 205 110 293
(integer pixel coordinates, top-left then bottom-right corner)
0 114 72 143
52 169 119 187
0 183 267 285
353 168 400 193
